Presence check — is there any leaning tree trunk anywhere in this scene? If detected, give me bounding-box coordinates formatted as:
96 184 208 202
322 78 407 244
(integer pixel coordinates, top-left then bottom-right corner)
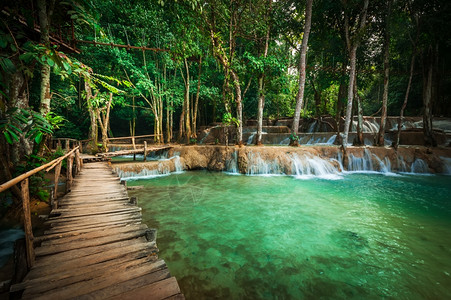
291 0 313 140
377 0 392 146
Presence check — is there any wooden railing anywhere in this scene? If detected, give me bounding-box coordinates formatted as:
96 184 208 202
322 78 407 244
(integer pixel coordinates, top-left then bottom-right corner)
0 146 82 269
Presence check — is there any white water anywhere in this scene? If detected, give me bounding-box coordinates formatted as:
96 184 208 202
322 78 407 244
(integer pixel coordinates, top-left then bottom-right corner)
410 158 429 174
117 155 184 180
226 151 239 174
440 156 451 175
246 152 281 176
291 153 342 180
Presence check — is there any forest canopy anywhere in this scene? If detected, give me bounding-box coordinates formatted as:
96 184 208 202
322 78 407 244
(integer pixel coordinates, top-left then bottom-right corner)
1 0 450 183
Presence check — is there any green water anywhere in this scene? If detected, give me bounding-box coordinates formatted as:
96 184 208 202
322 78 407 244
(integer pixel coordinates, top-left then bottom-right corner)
128 172 451 299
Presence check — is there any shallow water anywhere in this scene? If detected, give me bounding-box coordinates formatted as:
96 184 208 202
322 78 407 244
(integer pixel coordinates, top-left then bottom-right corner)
129 172 451 299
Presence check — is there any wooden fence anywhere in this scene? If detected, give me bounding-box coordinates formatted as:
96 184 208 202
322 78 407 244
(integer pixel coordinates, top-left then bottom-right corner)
0 146 82 269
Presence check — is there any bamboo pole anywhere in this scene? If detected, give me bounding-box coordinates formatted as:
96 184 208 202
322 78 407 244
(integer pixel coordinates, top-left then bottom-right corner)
21 179 35 269
74 149 80 175
0 147 79 193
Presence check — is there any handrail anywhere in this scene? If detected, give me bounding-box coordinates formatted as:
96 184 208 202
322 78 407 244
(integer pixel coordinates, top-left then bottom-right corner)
108 134 162 141
0 146 79 193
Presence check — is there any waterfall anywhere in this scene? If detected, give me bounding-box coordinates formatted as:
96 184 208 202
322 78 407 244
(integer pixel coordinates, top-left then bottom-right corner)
247 133 256 144
246 152 281 175
372 154 393 174
347 149 374 172
225 151 239 174
440 156 451 175
279 137 290 145
397 156 409 173
307 121 317 133
410 158 429 174
290 154 342 180
326 135 337 144
173 155 184 173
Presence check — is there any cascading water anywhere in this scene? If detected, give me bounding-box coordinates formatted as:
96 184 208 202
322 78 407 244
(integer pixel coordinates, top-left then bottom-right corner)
440 156 451 175
347 149 374 172
117 154 184 180
246 152 281 175
225 151 239 174
290 153 341 180
410 158 429 174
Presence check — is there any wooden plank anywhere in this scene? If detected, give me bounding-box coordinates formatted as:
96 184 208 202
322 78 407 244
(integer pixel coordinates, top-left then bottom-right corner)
33 237 150 269
12 249 157 293
27 259 168 300
44 218 142 235
38 221 143 242
58 196 130 204
108 277 182 300
47 206 141 220
40 224 147 247
51 204 137 215
45 212 142 227
76 269 171 300
30 241 157 279
35 229 149 256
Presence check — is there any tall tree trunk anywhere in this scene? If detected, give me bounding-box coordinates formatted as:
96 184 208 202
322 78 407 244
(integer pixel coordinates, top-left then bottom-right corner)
334 63 348 145
423 46 436 147
256 0 272 146
395 47 416 149
377 0 392 146
354 75 364 145
230 70 243 145
192 57 202 139
183 59 191 144
343 46 357 146
97 92 113 152
291 0 313 140
342 0 369 147
84 81 98 153
37 0 53 116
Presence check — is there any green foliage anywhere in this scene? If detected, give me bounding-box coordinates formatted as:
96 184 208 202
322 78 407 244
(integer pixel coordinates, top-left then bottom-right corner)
222 112 240 127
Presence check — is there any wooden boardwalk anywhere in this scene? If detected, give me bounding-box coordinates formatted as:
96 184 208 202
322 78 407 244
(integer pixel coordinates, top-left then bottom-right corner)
11 162 184 299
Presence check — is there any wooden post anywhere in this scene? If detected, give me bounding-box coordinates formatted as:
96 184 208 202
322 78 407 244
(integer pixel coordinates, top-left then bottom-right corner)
74 149 80 175
132 136 136 149
66 155 74 193
20 179 35 269
53 161 62 201
79 141 82 152
143 141 147 161
65 139 70 151
57 140 61 149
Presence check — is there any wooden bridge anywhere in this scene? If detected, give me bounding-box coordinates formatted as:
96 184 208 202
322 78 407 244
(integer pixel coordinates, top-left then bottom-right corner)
1 148 183 299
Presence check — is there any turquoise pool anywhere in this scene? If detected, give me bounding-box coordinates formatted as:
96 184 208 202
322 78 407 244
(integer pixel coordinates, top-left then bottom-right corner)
128 172 451 299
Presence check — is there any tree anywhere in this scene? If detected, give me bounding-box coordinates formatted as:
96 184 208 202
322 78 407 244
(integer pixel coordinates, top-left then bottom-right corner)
376 0 392 146
291 0 313 142
341 0 369 148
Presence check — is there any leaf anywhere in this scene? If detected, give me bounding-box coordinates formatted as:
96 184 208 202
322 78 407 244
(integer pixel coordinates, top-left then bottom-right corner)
0 58 16 73
3 132 12 144
34 132 43 144
47 57 55 67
